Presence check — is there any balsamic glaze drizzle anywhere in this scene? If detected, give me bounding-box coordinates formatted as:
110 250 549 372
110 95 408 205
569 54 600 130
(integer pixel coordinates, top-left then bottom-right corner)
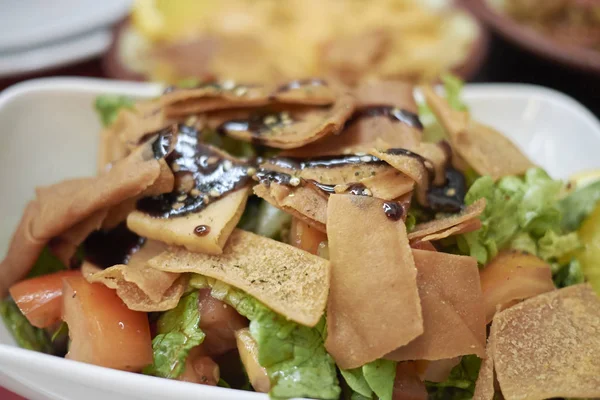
83 223 145 269
382 202 404 221
268 154 383 170
345 106 423 129
137 124 252 218
426 167 466 213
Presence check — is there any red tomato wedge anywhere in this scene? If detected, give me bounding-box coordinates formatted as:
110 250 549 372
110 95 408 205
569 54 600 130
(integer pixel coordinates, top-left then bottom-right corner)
62 276 153 371
9 269 81 328
289 218 327 255
480 250 556 323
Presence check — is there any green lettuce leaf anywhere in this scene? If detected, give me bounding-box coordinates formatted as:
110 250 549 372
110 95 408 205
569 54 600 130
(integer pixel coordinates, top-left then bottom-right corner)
27 247 67 279
362 359 397 400
559 180 600 231
0 299 53 353
426 355 481 400
191 276 340 399
94 95 135 128
537 231 581 261
254 201 292 241
144 291 205 378
553 259 586 288
340 368 373 398
460 168 574 264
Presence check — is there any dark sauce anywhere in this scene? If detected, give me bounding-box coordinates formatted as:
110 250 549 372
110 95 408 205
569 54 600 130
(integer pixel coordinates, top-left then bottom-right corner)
269 154 384 170
255 169 293 187
426 167 466 213
345 106 423 129
83 223 145 269
194 225 211 236
136 127 175 160
137 124 252 218
217 110 295 140
347 183 369 196
382 201 404 221
308 181 336 194
274 78 328 94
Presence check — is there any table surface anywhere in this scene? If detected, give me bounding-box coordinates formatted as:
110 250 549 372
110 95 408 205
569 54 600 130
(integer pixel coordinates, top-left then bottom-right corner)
0 31 598 400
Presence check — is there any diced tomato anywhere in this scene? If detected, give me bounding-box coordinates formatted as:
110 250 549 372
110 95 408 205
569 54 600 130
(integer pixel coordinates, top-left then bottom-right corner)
480 250 555 323
198 289 248 356
9 269 81 328
393 361 428 400
289 218 327 255
178 346 220 386
62 276 153 371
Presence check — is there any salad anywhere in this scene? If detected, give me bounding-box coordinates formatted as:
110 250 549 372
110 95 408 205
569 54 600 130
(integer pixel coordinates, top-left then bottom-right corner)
1 75 599 400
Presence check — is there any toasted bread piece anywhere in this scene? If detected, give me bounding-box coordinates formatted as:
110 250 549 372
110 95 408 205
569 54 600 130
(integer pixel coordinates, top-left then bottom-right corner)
148 229 330 327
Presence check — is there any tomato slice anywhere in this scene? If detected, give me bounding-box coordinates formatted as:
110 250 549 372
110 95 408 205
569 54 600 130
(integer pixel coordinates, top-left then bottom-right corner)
62 276 153 371
289 218 327 255
480 250 555 323
9 269 81 328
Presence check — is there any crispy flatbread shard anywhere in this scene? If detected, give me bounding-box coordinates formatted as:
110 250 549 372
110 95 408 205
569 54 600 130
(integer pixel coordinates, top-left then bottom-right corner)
370 148 430 205
161 80 336 118
85 241 184 312
491 284 600 400
253 182 327 232
147 229 330 327
50 209 109 265
407 199 486 242
128 187 250 254
422 86 534 180
219 88 355 149
473 338 496 400
283 80 420 158
385 249 485 361
0 139 169 295
325 194 423 369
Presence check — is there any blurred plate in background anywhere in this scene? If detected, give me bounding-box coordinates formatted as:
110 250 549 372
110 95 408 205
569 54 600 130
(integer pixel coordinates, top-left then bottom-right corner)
461 0 600 75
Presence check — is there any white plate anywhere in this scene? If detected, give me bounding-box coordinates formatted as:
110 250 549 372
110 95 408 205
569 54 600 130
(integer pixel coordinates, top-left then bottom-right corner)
0 29 112 79
0 78 599 400
0 0 131 53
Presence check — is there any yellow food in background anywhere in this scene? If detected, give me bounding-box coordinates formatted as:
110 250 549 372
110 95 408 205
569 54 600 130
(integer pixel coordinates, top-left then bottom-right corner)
127 0 479 84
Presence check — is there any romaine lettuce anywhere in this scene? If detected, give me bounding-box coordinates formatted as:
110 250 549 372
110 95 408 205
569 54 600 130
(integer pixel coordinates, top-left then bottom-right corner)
192 276 341 399
341 359 397 400
426 355 481 400
94 95 134 128
144 291 205 378
0 299 53 354
559 180 600 231
459 168 577 265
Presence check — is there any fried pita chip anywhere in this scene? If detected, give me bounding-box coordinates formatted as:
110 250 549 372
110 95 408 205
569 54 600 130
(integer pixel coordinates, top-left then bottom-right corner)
490 284 600 400
86 240 184 312
407 199 486 242
473 340 496 400
422 86 534 180
0 138 169 295
354 80 418 112
386 249 485 361
217 87 355 149
253 182 327 232
340 169 415 200
128 187 250 255
161 80 336 118
148 229 330 327
50 209 109 265
325 194 423 369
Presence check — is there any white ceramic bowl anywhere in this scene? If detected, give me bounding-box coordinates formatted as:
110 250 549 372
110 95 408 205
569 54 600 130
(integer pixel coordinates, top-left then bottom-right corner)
0 78 599 400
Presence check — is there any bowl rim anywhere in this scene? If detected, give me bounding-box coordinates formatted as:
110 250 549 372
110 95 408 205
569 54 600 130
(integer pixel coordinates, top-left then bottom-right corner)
460 0 600 75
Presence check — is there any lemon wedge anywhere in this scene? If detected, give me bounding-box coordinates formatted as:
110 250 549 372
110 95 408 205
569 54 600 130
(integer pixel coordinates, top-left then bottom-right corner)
576 205 600 294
